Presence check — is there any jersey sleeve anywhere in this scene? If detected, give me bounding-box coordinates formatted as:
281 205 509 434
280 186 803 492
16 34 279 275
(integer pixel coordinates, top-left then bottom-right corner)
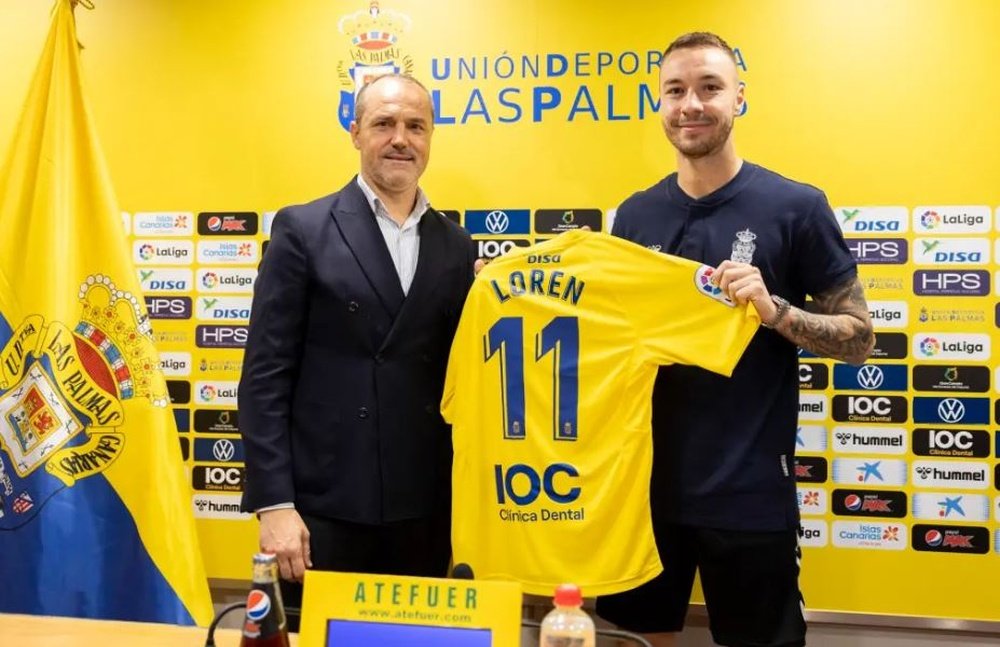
792 191 858 297
604 237 761 376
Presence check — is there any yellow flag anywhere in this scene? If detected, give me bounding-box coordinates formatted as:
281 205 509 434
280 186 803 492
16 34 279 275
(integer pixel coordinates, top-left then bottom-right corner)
0 0 212 625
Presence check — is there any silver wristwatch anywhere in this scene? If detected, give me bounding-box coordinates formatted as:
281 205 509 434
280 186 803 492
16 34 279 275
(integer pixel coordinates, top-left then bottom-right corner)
762 294 790 329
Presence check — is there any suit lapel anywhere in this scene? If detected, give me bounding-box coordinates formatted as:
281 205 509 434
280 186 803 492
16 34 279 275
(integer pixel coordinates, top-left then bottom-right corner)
332 178 405 318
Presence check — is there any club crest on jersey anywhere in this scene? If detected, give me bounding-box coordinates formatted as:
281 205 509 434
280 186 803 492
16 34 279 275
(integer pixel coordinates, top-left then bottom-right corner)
0 275 169 526
694 266 735 307
730 228 757 263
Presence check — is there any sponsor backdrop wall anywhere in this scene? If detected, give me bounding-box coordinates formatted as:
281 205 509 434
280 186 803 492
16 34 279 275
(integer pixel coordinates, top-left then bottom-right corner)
2 0 999 625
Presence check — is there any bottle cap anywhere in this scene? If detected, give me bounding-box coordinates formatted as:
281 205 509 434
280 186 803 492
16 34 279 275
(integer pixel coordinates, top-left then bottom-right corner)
553 583 582 607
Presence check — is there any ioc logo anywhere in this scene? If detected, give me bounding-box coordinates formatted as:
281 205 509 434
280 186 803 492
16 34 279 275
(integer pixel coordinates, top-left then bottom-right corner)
494 463 580 505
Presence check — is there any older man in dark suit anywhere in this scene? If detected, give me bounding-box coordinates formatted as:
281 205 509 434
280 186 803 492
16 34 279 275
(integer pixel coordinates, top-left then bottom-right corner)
239 74 475 601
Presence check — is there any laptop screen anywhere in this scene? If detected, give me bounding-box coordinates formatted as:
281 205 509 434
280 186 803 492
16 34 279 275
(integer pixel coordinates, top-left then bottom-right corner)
326 619 493 646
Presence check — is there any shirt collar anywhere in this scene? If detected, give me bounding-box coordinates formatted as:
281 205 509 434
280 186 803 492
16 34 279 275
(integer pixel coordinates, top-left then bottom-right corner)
356 174 430 224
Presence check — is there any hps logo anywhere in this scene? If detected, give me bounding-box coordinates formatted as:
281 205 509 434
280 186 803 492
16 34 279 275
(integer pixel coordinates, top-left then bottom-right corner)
845 238 907 264
836 207 908 234
912 270 989 296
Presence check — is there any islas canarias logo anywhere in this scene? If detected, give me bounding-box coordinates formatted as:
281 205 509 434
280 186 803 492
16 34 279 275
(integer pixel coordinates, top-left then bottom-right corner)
0 276 169 526
336 1 415 130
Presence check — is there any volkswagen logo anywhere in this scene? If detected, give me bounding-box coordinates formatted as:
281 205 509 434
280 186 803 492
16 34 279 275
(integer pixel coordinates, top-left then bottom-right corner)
213 438 235 461
484 210 510 234
937 398 965 423
856 365 884 390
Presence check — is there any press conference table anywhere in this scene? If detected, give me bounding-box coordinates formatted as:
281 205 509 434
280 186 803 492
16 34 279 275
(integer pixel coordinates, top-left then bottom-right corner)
0 613 299 646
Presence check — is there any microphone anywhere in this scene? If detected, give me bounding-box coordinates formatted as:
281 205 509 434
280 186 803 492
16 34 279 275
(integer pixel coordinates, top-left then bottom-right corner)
451 563 475 580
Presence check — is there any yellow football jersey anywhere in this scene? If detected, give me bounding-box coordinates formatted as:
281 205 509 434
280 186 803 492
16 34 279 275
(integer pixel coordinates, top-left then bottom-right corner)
442 230 760 595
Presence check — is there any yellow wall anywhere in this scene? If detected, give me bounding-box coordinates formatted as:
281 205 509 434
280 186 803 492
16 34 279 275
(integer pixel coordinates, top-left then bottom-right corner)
2 0 999 622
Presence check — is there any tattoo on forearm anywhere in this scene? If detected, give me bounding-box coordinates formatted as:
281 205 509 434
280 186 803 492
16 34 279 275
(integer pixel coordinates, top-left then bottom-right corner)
779 277 874 364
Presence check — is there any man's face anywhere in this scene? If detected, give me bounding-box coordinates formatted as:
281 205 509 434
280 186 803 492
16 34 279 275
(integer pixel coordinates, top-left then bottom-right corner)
350 78 433 196
659 46 744 159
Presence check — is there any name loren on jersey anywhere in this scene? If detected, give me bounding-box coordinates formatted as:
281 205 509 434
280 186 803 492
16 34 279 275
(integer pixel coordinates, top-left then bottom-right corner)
489 260 587 306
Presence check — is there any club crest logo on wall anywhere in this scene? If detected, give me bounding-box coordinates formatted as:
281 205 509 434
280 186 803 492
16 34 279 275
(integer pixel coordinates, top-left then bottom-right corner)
0 276 168 527
336 1 415 131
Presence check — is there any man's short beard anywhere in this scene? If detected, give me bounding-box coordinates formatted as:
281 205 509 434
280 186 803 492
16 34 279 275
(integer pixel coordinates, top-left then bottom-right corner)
666 118 734 159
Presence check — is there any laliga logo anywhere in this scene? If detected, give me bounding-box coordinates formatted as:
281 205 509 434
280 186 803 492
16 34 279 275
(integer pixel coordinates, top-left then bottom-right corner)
920 210 941 229
202 272 219 289
485 210 510 234
694 266 734 306
919 337 940 356
937 398 965 423
139 244 155 261
199 385 217 402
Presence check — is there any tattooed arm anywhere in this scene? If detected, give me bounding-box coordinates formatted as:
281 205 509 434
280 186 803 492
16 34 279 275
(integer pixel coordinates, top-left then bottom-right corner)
772 276 875 365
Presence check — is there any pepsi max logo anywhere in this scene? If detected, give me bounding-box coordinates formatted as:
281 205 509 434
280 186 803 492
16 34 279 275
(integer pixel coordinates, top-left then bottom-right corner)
795 457 828 483
832 489 907 518
198 212 259 235
245 590 271 621
911 524 988 554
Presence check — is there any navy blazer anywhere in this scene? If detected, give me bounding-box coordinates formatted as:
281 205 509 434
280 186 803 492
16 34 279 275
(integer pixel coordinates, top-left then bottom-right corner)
239 178 475 523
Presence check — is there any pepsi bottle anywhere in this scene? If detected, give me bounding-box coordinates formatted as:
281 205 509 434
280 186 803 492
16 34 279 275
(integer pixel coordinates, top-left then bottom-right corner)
239 553 291 647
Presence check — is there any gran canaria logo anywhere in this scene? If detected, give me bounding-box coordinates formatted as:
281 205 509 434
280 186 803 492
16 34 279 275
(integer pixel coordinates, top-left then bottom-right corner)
336 1 414 130
0 276 168 524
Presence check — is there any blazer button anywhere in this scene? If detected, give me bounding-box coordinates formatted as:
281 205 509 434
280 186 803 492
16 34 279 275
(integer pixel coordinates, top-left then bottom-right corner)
357 407 369 419
424 404 435 415
348 301 359 312
375 353 385 364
